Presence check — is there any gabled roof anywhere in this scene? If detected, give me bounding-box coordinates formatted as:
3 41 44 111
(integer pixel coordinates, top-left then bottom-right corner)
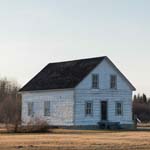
19 56 106 91
19 56 136 92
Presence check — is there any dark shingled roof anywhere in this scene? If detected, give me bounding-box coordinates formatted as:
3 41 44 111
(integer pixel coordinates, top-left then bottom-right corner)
19 56 106 91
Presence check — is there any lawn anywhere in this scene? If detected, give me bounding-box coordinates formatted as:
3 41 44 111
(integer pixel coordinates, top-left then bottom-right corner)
0 129 150 150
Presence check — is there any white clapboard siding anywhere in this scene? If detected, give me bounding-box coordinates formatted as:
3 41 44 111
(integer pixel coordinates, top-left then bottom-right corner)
21 89 74 126
74 59 133 125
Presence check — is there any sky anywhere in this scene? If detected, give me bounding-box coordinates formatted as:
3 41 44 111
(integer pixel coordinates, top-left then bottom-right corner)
0 0 150 96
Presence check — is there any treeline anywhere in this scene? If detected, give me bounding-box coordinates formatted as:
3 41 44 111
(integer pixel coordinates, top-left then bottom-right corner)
133 94 150 122
0 78 21 131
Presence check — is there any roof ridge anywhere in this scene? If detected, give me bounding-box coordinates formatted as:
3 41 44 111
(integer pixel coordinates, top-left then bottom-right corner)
47 56 107 65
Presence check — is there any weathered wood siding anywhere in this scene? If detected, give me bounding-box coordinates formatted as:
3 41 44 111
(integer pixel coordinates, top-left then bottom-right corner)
22 89 74 126
74 59 133 125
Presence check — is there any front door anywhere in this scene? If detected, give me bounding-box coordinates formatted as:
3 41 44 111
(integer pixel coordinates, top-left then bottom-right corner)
101 101 107 121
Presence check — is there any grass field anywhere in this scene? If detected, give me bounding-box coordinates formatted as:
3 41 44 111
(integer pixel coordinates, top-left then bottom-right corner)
0 129 150 150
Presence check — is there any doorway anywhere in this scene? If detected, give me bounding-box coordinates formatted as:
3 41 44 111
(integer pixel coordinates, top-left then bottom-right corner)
101 101 107 121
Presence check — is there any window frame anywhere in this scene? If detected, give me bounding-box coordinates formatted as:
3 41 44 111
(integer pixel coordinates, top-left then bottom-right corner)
115 102 123 116
44 101 51 116
28 102 34 117
85 101 93 116
92 74 99 89
110 75 117 89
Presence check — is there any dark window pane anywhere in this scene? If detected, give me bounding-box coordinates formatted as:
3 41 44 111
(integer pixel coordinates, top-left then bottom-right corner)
110 75 117 89
44 101 50 116
85 102 93 116
92 74 99 89
28 102 34 116
116 102 123 115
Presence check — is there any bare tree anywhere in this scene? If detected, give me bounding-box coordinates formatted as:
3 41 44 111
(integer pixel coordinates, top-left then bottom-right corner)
0 78 21 132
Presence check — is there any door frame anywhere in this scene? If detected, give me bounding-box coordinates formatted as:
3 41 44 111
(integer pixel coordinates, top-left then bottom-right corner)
100 100 108 121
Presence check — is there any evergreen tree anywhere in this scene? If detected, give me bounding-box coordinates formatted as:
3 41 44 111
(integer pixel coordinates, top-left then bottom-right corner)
143 94 147 103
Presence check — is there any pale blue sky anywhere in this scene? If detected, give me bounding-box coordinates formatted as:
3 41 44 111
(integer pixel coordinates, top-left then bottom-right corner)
0 0 150 95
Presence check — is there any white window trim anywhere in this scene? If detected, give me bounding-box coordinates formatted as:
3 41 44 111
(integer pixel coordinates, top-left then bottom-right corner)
28 102 34 117
85 101 93 116
110 75 117 89
115 101 123 116
92 74 99 89
44 101 50 116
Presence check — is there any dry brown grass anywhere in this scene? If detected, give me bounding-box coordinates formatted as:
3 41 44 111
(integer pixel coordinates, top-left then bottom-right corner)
0 129 150 150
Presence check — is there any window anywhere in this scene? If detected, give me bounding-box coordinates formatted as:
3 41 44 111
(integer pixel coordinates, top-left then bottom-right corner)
28 102 34 117
85 101 93 116
92 74 99 89
44 101 50 116
110 75 117 89
116 102 123 116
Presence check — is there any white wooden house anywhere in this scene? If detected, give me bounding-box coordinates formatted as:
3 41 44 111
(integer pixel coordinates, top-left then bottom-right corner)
20 56 136 129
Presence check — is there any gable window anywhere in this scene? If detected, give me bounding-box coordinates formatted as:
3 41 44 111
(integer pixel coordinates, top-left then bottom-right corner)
28 102 34 117
110 75 117 89
115 102 123 116
44 101 50 116
92 74 99 89
85 101 93 116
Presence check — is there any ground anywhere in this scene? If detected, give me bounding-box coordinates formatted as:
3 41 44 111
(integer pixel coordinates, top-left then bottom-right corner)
0 129 150 150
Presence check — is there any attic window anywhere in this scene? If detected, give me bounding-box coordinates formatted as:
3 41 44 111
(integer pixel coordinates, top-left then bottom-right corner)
92 74 99 89
110 75 117 89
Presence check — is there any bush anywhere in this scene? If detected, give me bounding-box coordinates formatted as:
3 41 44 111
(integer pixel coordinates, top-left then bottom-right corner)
5 119 50 133
20 118 50 133
5 124 18 133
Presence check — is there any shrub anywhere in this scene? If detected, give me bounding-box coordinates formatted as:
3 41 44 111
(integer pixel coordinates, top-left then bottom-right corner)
20 118 50 133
